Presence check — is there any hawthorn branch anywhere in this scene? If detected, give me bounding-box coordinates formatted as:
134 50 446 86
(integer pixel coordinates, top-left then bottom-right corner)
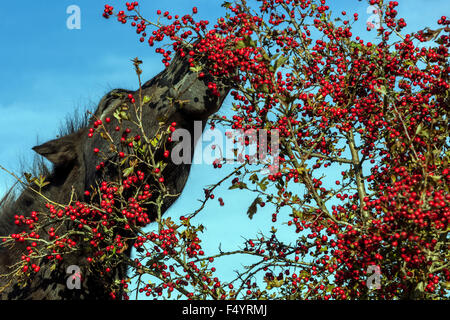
346 129 369 222
188 163 246 219
281 130 330 217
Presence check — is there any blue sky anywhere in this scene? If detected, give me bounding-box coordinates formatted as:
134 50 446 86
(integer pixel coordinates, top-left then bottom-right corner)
1 0 448 297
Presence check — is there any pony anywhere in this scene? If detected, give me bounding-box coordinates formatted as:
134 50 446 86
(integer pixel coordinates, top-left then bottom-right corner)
0 52 229 299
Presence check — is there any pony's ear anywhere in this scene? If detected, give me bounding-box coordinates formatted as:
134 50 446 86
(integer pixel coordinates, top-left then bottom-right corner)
32 134 79 167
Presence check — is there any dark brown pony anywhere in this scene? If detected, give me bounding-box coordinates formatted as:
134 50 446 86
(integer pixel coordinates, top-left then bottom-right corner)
0 53 229 299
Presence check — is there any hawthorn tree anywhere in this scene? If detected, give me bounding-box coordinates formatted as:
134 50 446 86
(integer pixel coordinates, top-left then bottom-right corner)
1 0 449 300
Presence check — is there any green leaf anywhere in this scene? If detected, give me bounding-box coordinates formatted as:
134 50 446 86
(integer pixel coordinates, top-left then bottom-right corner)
142 95 151 104
376 85 386 96
292 209 302 218
228 184 240 190
113 109 122 123
350 42 362 51
157 160 168 172
249 173 259 183
236 40 246 49
190 65 202 73
150 136 160 148
247 197 262 220
265 278 284 290
123 167 134 178
221 1 232 8
229 182 247 190
120 111 130 121
257 84 269 94
280 93 296 105
258 180 268 192
274 55 288 72
243 34 256 47
419 127 430 138
262 51 271 61
23 172 37 184
34 175 49 188
430 175 442 182
415 124 423 135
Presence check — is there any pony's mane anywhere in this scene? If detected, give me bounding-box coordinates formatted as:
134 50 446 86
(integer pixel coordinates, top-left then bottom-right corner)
0 102 95 224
